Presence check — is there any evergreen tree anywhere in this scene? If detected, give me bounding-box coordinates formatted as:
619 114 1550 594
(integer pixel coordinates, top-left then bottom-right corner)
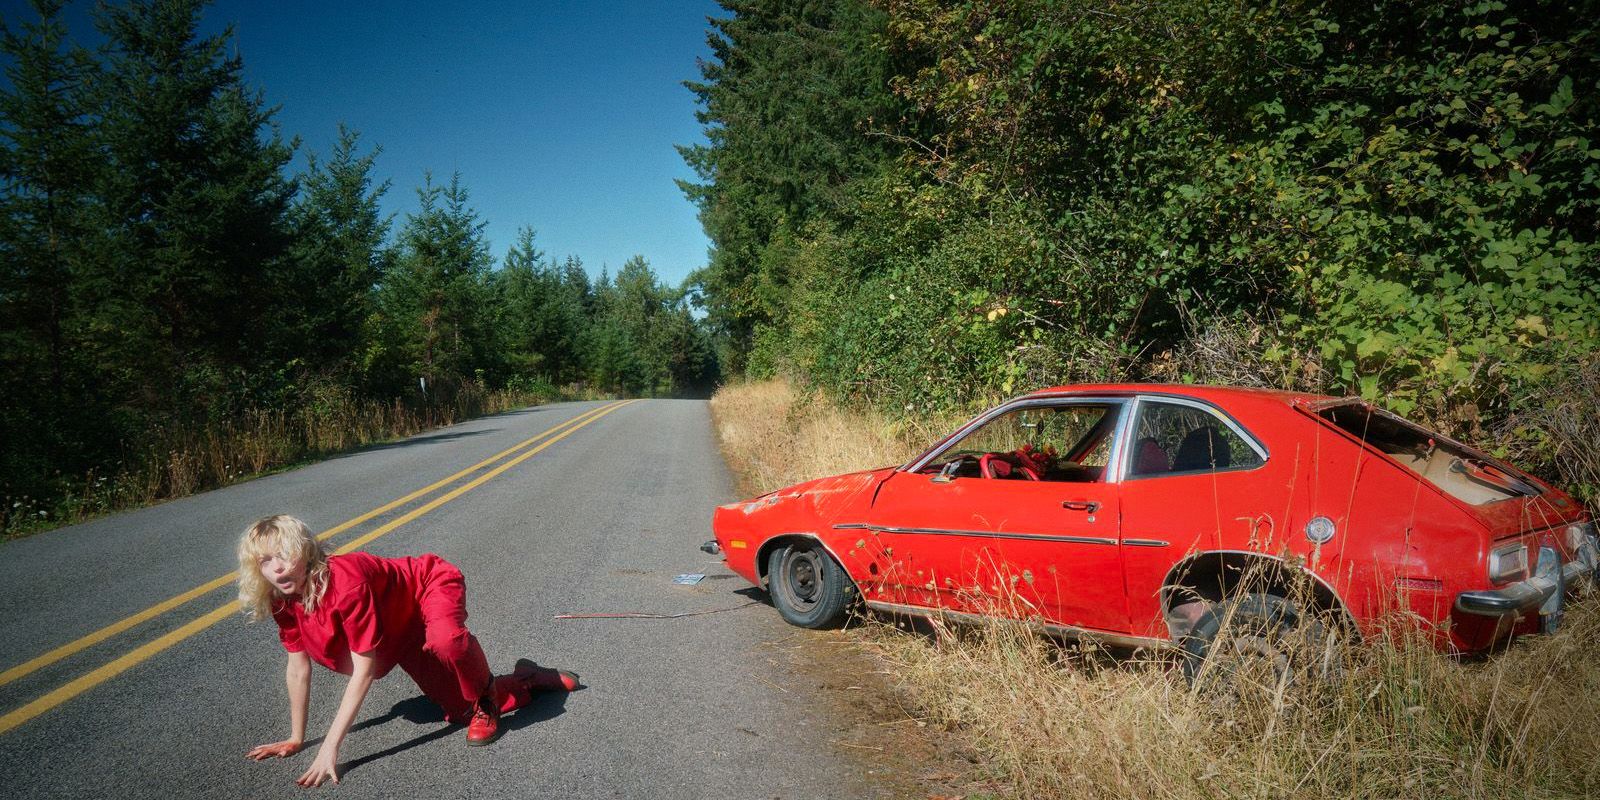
287 125 392 373
549 255 594 383
679 0 901 372
0 0 99 495
582 255 717 396
87 0 295 418
376 172 494 395
494 226 554 379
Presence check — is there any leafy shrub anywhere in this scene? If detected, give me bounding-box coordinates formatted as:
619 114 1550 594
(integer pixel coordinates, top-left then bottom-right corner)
687 0 1600 460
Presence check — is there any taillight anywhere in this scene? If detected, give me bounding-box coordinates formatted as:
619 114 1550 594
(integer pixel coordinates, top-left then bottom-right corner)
1488 541 1529 584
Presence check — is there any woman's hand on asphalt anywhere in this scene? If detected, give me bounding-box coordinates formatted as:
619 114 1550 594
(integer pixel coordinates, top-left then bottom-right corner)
295 748 340 787
245 739 302 760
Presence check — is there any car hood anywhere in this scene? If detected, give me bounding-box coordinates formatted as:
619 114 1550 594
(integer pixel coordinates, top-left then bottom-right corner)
722 466 896 523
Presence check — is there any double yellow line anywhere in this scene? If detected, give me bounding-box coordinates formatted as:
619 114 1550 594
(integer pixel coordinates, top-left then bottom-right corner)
0 399 635 736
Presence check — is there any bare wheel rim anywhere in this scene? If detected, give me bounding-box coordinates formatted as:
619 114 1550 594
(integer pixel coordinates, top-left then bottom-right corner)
1212 632 1291 687
780 548 824 612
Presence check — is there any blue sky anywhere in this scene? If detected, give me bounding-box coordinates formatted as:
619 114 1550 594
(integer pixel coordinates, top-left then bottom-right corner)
3 0 723 286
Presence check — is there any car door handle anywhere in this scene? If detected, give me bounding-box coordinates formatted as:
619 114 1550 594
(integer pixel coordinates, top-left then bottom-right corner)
1062 500 1100 513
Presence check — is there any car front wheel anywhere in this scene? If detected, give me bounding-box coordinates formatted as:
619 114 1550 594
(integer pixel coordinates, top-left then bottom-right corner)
766 542 854 629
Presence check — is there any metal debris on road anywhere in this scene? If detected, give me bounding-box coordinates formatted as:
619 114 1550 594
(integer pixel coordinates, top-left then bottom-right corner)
673 573 706 585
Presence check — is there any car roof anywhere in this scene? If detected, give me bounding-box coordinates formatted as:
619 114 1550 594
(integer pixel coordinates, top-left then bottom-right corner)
1023 382 1341 407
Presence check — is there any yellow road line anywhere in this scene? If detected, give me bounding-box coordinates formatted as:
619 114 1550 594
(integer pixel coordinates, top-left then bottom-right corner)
0 603 240 738
330 399 637 555
0 399 637 737
0 400 626 690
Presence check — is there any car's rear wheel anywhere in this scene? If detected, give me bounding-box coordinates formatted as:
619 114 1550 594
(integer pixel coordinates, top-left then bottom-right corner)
1179 593 1338 687
767 542 854 629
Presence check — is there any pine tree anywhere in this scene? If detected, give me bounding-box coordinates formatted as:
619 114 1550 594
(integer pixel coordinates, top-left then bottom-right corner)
679 0 900 371
88 0 295 417
548 255 593 384
0 0 99 496
494 226 554 379
378 172 494 395
288 125 392 372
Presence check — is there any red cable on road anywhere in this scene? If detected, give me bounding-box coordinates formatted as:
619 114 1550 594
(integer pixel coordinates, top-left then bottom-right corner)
553 602 759 620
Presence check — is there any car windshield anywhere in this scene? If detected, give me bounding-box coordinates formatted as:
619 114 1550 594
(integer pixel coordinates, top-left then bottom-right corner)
1317 402 1539 504
924 403 1121 482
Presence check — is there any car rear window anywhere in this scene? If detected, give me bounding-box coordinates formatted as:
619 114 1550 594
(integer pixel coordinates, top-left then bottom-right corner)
1316 403 1539 504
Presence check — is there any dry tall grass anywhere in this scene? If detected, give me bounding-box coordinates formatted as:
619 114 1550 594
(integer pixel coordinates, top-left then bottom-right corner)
708 380 928 497
709 379 1600 800
3 383 556 537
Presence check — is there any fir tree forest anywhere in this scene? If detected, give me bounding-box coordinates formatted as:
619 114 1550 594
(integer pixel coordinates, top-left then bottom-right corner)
0 0 716 533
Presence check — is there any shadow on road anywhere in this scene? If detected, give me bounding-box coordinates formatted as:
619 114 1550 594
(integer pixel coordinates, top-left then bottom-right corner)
332 691 573 777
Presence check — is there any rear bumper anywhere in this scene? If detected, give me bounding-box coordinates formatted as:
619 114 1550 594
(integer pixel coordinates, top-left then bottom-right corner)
1456 543 1596 620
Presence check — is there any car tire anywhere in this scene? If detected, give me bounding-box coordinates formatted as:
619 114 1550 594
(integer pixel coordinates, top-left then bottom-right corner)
1178 592 1336 686
767 542 855 629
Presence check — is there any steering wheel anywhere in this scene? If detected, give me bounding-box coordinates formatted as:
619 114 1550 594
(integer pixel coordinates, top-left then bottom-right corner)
934 453 979 480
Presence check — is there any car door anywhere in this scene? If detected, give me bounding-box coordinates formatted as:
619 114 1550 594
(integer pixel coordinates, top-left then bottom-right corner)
861 399 1132 633
1116 397 1272 639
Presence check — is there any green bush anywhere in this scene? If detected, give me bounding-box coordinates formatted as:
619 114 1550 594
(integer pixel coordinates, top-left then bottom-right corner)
686 0 1600 462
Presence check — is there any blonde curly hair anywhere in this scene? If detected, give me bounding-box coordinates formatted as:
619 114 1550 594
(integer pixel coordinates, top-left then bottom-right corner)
237 514 330 622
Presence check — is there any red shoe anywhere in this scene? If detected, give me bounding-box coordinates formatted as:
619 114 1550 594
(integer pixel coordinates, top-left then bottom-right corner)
513 658 581 692
465 697 501 746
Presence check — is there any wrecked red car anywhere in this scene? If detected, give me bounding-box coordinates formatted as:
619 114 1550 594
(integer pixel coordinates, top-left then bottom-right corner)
707 384 1596 660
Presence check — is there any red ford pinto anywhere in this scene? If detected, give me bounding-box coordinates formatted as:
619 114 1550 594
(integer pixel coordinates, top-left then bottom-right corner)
706 385 1596 662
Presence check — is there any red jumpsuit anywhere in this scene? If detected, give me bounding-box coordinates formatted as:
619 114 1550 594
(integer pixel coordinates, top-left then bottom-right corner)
271 552 530 722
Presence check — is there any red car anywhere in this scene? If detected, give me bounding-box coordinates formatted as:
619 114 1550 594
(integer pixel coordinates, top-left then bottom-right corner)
707 384 1597 661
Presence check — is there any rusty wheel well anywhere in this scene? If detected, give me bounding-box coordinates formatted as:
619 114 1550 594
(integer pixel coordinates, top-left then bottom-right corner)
1160 552 1353 641
755 534 832 588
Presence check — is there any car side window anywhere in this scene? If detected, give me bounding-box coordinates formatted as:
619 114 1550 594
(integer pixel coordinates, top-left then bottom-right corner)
1127 401 1264 478
926 402 1123 483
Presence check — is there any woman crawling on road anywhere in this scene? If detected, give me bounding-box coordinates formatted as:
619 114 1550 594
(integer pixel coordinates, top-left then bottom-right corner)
236 514 579 787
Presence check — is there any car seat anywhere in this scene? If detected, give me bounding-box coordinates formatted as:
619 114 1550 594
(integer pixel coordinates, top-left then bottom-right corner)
1172 426 1231 471
1133 437 1169 475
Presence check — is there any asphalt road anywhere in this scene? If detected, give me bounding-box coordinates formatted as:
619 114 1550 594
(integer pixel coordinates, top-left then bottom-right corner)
0 400 884 799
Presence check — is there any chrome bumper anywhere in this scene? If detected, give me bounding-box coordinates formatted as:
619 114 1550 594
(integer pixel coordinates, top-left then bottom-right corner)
1456 542 1596 629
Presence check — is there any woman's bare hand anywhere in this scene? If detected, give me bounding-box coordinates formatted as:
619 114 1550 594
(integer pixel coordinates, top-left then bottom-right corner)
245 739 302 760
295 748 340 787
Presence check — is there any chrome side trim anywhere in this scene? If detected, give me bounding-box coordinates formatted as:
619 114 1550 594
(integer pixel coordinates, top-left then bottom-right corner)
1123 539 1170 548
831 523 1115 546
864 600 1171 650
